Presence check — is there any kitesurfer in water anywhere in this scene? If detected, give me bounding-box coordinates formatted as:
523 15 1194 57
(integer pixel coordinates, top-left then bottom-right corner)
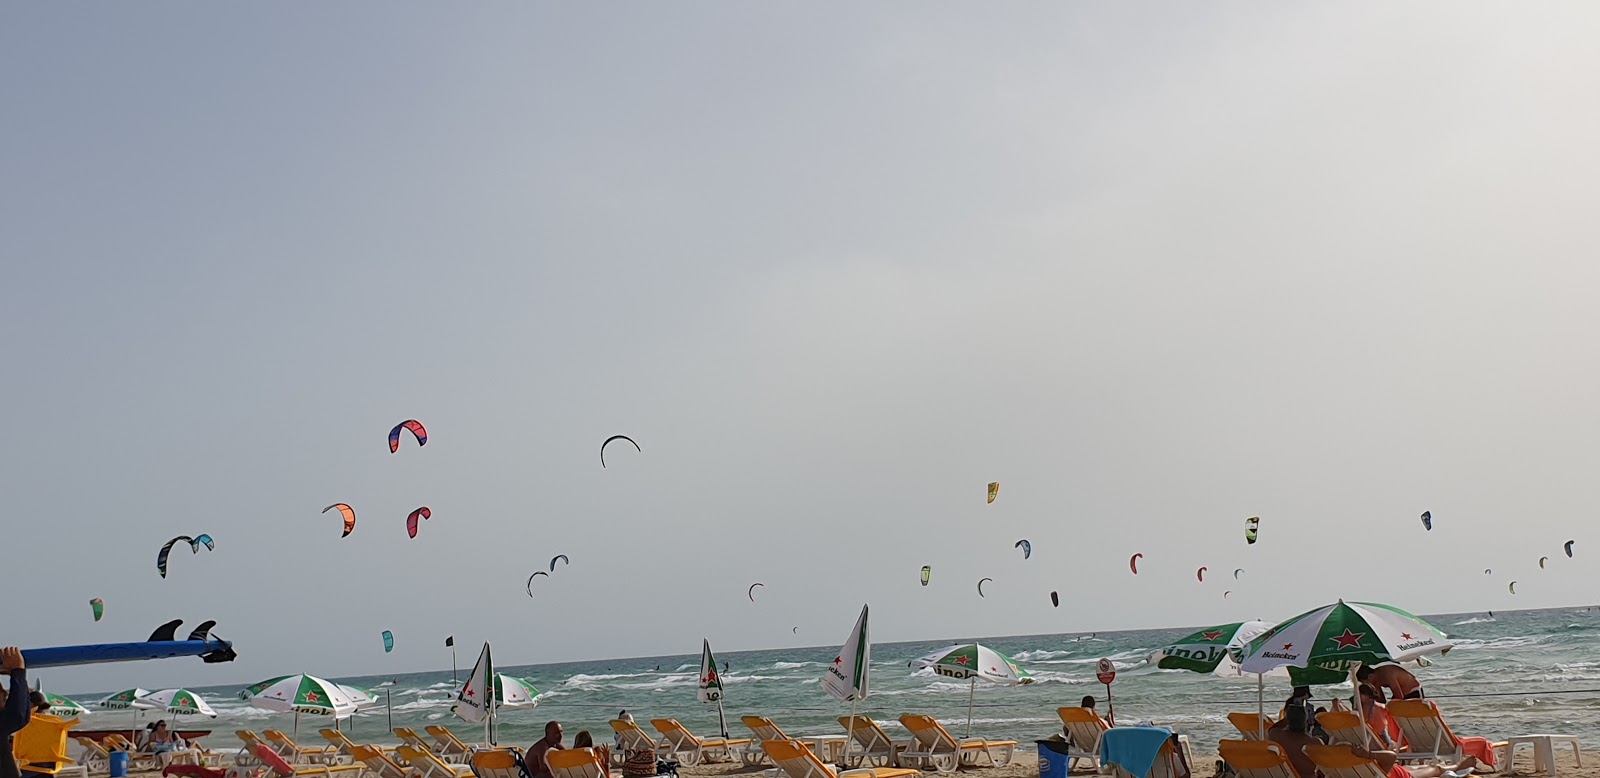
0 647 31 778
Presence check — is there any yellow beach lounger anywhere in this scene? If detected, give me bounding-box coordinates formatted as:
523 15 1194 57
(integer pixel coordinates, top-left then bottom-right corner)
1304 744 1391 778
1227 713 1275 741
397 745 474 778
263 730 346 765
473 749 527 778
249 744 364 778
1318 711 1376 749
1056 707 1110 772
1218 741 1298 778
393 728 441 757
762 739 920 778
1387 701 1472 763
15 715 87 778
548 747 610 778
349 745 412 778
649 719 751 766
320 730 396 758
609 720 659 754
896 715 1015 774
72 738 111 776
426 726 475 758
740 715 793 766
836 717 909 769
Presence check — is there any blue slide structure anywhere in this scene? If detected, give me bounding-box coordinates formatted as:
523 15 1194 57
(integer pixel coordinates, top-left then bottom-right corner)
22 620 236 668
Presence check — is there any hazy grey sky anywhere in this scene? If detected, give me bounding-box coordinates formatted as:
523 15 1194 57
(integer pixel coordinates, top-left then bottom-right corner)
6 3 1600 692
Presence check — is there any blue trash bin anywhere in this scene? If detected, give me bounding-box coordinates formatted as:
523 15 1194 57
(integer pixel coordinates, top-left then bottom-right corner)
1037 741 1073 778
109 750 130 778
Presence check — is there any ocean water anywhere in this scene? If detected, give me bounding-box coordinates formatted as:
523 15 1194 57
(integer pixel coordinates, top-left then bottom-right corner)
78 606 1600 755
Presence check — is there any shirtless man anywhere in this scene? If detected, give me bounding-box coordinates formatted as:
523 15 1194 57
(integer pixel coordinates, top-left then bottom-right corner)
1266 705 1323 778
1359 663 1424 700
527 721 564 778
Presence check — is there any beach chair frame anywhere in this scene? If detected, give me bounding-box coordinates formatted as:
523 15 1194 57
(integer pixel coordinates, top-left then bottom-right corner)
837 716 908 768
896 714 1015 774
548 747 609 778
425 726 475 759
1386 700 1465 764
649 718 751 766
396 745 473 778
1304 744 1389 778
762 738 920 778
1056 707 1110 772
1218 740 1297 778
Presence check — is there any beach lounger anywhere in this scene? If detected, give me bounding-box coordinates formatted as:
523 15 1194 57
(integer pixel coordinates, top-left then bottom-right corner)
396 745 474 778
896 715 1015 774
837 716 909 769
263 730 347 766
319 730 396 759
244 743 365 778
740 715 792 766
1218 741 1297 778
72 738 111 776
762 738 920 778
1304 744 1392 778
1387 701 1501 769
648 719 750 766
348 745 412 778
473 749 527 778
393 728 441 757
1227 714 1274 741
548 747 610 778
609 720 659 754
1319 712 1374 748
1100 728 1187 778
1057 707 1111 772
425 726 475 759
15 715 87 778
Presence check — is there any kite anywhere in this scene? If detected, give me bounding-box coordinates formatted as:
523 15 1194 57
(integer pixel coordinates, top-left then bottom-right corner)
987 482 999 504
406 507 431 539
549 554 570 572
1420 511 1432 531
1050 591 1059 608
1196 566 1207 582
157 536 194 578
920 566 931 587
1015 540 1031 560
323 503 357 537
526 571 548 597
1223 590 1231 599
1233 568 1244 579
1540 557 1549 570
747 582 764 602
1485 569 1493 575
190 534 215 552
381 630 394 653
388 420 428 453
977 578 992 597
1244 516 1259 545
1129 553 1143 575
1566 540 1576 558
1509 581 1517 594
792 627 798 634
600 435 640 468
89 598 104 622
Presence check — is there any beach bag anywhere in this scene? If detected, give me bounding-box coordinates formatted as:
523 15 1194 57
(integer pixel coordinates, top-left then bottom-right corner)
622 749 656 777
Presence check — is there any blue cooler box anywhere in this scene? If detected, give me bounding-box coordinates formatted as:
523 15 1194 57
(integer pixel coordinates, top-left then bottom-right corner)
1037 740 1074 778
109 751 130 778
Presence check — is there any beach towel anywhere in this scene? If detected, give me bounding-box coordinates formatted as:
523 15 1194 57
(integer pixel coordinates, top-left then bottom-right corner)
1456 737 1496 769
162 764 225 778
1100 726 1174 778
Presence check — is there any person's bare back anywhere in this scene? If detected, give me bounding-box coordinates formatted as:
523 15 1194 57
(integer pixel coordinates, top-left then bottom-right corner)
1266 728 1321 778
1368 664 1423 699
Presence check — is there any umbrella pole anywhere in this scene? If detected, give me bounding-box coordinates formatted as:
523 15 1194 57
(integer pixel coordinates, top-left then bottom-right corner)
965 678 976 738
1350 667 1369 747
294 711 300 740
843 697 859 768
1256 674 1265 738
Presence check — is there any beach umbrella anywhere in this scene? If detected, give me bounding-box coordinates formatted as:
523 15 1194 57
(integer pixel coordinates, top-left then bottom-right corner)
38 693 89 717
134 689 218 717
1239 601 1452 741
1149 621 1277 676
337 685 379 710
909 643 1032 737
240 674 357 736
492 676 540 709
97 688 150 740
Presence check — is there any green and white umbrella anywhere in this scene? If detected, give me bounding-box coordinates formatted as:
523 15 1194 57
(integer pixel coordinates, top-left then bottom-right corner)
336 685 379 710
97 689 151 710
1239 601 1452 737
134 688 218 717
1150 621 1278 677
909 644 1032 736
39 692 89 717
492 676 540 709
240 674 357 735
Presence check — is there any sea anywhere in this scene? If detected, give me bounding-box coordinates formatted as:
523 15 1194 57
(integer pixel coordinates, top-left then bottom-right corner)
73 606 1600 756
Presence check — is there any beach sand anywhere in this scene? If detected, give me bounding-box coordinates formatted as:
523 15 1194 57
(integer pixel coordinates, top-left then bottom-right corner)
679 749 1592 778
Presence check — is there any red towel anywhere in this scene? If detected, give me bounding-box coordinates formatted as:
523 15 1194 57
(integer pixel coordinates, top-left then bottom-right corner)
162 764 227 778
1458 737 1497 769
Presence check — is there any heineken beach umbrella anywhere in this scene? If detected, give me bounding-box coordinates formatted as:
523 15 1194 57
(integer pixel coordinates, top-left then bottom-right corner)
1150 621 1277 676
134 688 218 717
97 688 151 710
909 644 1032 737
240 674 356 717
1239 601 1451 678
39 692 89 717
492 675 540 709
336 685 379 710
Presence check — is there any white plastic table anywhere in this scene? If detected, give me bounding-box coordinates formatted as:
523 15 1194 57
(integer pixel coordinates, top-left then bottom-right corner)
1503 735 1582 777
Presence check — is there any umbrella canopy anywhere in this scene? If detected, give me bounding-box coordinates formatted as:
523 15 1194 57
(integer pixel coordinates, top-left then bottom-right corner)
1239 601 1452 677
336 685 379 710
910 644 1033 685
1150 620 1278 676
97 688 151 710
134 689 217 717
39 693 89 717
240 674 357 719
492 675 540 709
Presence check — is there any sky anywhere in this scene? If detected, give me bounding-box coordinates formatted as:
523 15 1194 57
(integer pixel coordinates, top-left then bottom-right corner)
5 3 1600 693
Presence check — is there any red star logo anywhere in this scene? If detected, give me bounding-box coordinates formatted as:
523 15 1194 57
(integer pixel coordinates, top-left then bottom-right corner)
465 688 476 698
989 666 999 673
833 656 843 665
1401 633 1414 640
1202 631 1226 641
954 656 971 665
1330 629 1366 650
304 691 321 703
703 671 719 686
178 700 190 708
1282 643 1294 650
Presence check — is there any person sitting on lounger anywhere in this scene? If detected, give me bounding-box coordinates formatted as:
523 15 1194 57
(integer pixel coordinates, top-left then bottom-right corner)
144 721 186 754
573 731 610 770
1268 703 1324 778
1358 684 1400 748
1349 745 1477 778
1359 664 1424 700
528 721 565 778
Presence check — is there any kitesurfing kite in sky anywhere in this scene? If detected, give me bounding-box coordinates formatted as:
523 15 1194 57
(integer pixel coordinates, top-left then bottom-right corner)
977 577 992 597
324 503 357 537
987 482 999 504
1566 540 1576 558
747 582 764 602
920 566 931 586
600 435 640 468
1129 554 1143 575
1420 511 1432 531
1196 567 1207 582
1244 516 1259 545
388 420 427 453
89 598 104 622
1015 540 1031 559
157 535 214 578
406 507 431 539
526 571 548 597
549 555 570 572
381 630 394 653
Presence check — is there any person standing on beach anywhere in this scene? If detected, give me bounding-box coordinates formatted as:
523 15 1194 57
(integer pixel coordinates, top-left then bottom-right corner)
1359 664 1424 700
0 647 32 778
527 721 564 778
